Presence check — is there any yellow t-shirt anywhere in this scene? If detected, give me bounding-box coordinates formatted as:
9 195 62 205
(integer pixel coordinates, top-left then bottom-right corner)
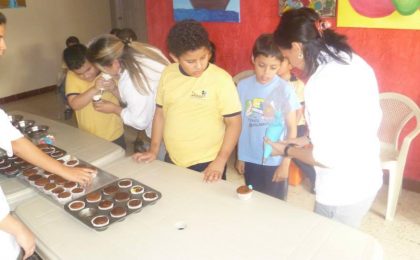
157 63 242 167
65 71 124 141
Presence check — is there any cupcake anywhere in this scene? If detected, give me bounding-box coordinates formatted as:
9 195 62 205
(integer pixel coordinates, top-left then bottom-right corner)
51 187 65 197
55 177 67 186
43 183 57 194
114 192 130 202
127 199 142 210
47 174 59 183
118 179 133 189
23 168 38 178
34 178 49 189
57 191 72 204
63 182 77 191
50 150 65 159
3 166 19 177
91 215 109 228
64 159 79 167
28 174 43 184
68 200 85 211
98 200 114 210
103 185 118 196
37 144 50 149
142 191 159 202
41 147 55 154
130 185 144 195
110 206 127 218
42 171 54 176
0 162 12 170
71 187 86 198
236 185 253 201
86 191 102 203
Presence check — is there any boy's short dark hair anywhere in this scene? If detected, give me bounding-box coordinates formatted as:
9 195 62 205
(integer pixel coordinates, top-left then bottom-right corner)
167 19 210 57
0 12 6 25
63 44 87 70
65 36 80 47
252 34 284 61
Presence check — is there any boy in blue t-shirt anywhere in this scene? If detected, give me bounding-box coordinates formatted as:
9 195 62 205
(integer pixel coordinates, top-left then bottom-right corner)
236 34 300 200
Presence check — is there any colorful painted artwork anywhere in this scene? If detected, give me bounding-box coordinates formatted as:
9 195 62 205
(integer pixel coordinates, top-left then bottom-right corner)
279 0 337 17
0 0 26 9
337 0 420 30
173 0 240 22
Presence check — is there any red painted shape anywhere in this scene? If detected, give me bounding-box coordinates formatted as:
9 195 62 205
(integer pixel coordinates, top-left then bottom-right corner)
146 0 420 181
349 0 396 18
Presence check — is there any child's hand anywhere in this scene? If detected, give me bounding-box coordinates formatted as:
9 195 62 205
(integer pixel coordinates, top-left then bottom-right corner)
272 163 289 182
264 138 287 156
203 158 225 182
95 76 116 91
93 100 120 114
235 160 245 175
15 222 36 259
132 151 156 163
60 167 95 187
284 136 310 147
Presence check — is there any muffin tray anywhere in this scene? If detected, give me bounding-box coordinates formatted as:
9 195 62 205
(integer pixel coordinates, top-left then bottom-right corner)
64 178 162 231
0 155 36 178
17 154 117 207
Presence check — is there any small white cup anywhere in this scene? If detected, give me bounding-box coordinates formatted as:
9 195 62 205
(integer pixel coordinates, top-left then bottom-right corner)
236 185 253 201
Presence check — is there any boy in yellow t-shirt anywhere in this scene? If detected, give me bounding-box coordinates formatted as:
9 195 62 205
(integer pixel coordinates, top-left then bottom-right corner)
63 44 125 149
134 20 242 182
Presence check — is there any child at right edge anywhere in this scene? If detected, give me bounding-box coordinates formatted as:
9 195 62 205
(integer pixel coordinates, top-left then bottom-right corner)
235 34 300 200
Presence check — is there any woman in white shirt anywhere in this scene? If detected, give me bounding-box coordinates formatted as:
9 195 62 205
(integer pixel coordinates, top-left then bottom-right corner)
268 8 383 228
86 35 170 156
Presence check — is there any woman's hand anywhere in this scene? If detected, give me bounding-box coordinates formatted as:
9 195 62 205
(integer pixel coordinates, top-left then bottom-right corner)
235 160 245 175
94 77 116 92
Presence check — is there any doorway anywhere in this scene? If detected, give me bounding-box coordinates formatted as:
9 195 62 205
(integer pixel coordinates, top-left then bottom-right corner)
109 0 148 42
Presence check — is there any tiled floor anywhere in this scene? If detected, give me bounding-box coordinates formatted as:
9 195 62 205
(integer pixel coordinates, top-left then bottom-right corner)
2 90 420 260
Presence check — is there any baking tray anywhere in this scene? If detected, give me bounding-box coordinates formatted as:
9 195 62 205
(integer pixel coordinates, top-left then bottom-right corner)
0 144 66 178
63 178 162 231
16 155 118 207
0 155 35 178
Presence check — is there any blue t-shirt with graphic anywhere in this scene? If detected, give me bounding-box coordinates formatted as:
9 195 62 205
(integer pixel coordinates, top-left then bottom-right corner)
237 75 300 166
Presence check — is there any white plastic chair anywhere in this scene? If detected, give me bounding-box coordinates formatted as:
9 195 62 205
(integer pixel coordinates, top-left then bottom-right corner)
233 70 254 85
378 92 420 220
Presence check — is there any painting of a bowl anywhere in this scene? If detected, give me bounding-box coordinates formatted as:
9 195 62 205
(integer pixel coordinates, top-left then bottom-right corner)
189 0 230 10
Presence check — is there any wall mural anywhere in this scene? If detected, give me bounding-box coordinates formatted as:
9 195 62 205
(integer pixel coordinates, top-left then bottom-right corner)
0 0 26 9
337 0 420 30
173 0 240 22
279 0 337 17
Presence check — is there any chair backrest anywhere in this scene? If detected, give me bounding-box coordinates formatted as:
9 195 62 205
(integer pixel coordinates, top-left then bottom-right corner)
233 70 255 85
378 92 420 159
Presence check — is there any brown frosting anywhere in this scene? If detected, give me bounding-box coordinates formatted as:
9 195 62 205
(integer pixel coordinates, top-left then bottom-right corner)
236 185 252 194
143 191 158 200
69 201 85 211
98 200 113 210
58 191 71 198
118 179 132 188
114 192 130 202
127 199 142 209
92 215 109 226
86 191 102 202
64 182 77 189
23 168 38 177
103 185 118 195
111 206 127 218
28 174 42 182
52 187 65 194
34 178 49 187
44 183 57 191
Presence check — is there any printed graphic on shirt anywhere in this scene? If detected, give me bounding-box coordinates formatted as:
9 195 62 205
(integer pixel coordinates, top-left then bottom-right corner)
191 89 208 99
245 98 269 128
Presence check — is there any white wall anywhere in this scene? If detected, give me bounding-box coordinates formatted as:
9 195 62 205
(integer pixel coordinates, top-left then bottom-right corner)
0 0 111 98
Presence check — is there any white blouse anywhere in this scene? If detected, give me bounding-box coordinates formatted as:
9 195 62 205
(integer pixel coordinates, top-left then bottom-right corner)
305 52 383 206
118 49 168 137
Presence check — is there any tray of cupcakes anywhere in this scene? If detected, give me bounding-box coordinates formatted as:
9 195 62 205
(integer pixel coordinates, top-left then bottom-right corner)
17 154 117 207
64 178 161 231
0 154 36 178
